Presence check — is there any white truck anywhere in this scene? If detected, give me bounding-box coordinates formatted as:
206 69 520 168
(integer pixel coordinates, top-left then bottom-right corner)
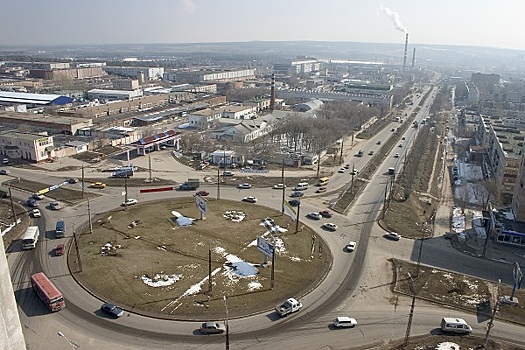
275 298 302 317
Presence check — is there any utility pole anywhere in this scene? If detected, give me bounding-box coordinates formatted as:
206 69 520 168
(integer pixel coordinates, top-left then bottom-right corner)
281 160 285 215
148 154 152 181
270 248 275 290
81 163 85 199
208 245 212 294
217 166 221 200
223 296 230 350
86 193 93 234
481 279 501 348
72 223 82 272
124 176 128 210
7 182 17 225
404 232 425 346
339 140 344 165
295 202 301 233
316 152 321 178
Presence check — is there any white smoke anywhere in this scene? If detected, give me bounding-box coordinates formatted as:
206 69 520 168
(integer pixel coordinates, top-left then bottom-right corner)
379 4 407 33
179 0 196 13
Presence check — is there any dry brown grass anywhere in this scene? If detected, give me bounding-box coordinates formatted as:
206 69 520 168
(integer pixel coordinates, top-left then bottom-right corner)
74 198 330 320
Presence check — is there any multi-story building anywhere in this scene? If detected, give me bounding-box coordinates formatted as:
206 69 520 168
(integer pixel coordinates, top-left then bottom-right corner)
87 89 143 101
103 66 165 80
174 69 256 84
274 58 322 76
0 131 55 163
112 79 140 90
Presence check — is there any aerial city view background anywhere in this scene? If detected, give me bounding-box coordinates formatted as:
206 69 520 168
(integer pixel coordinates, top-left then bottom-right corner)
1 1 525 350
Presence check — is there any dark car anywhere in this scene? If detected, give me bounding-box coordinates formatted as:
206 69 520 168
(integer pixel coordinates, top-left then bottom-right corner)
27 199 39 207
319 210 332 218
55 244 65 256
290 191 304 198
196 190 209 197
101 303 124 318
288 199 300 207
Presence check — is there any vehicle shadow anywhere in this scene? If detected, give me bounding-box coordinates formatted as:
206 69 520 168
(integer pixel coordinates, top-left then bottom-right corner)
44 229 56 240
93 309 119 319
5 239 23 253
265 311 283 322
14 287 49 317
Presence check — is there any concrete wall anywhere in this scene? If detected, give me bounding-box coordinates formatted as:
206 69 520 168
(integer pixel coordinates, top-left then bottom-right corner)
0 238 26 350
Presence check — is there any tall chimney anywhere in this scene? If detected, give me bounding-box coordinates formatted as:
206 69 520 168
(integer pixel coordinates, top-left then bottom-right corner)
270 73 276 111
412 47 416 68
402 33 409 72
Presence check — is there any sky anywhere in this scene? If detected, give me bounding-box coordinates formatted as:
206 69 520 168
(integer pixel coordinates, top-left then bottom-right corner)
1 0 524 51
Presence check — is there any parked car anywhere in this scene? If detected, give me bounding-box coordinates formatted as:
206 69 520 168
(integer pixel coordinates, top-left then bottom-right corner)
32 209 41 218
200 322 226 334
346 241 357 252
100 303 124 318
368 150 374 155
242 196 257 203
290 191 304 198
376 140 382 145
196 190 209 197
394 153 400 158
350 169 359 176
316 187 327 193
49 202 61 210
27 199 39 207
238 183 252 189
307 212 321 220
32 193 45 200
121 198 138 206
385 232 401 241
338 168 346 173
273 183 286 189
402 136 406 140
319 210 332 218
288 199 300 207
55 243 65 256
344 164 351 169
398 144 403 147
89 182 106 189
322 223 338 231
0 169 9 175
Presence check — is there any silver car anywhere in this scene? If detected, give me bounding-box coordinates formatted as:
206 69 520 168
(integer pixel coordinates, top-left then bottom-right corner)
200 322 226 334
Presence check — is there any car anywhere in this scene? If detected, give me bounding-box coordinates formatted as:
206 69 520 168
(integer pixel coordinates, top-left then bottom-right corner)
200 321 226 334
290 191 304 198
0 169 9 175
242 196 257 203
368 150 374 155
196 190 209 196
55 243 65 256
398 144 403 147
338 168 346 173
49 202 61 210
89 182 106 189
319 210 332 218
122 198 138 206
402 136 406 140
391 128 396 132
322 223 338 231
316 187 327 193
350 169 359 176
333 316 358 328
31 209 41 218
2 157 9 164
346 241 357 252
385 232 401 241
32 193 45 200
273 183 286 189
344 164 351 169
376 140 382 145
100 303 124 318
222 171 235 177
27 199 39 207
307 212 321 220
394 153 400 158
288 199 300 207
238 183 252 189
67 178 79 184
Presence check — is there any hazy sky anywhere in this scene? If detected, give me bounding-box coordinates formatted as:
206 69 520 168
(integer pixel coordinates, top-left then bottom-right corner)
1 0 524 51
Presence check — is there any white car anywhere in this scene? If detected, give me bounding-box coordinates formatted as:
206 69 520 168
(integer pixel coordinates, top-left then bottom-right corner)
394 153 400 158
273 183 286 189
307 212 321 220
32 209 41 218
122 198 138 206
242 196 257 203
333 316 358 328
238 183 252 189
338 168 346 173
385 232 401 241
322 223 338 231
346 241 357 252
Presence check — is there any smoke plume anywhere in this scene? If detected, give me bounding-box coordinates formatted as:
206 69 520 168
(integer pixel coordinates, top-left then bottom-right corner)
379 4 407 33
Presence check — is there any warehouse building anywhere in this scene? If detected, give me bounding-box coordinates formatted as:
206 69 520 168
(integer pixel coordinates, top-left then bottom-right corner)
0 91 73 108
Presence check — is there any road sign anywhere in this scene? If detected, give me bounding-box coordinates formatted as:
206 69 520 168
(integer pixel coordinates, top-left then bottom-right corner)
257 237 274 258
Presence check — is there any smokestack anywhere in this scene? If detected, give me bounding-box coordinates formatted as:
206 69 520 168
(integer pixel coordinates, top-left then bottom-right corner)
270 73 276 111
412 47 416 68
403 33 409 72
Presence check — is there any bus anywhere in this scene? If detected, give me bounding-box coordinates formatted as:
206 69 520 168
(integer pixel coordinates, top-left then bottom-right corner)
30 272 66 312
22 226 40 250
317 177 330 186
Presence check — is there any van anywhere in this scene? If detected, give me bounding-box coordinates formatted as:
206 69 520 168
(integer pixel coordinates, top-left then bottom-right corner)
55 220 65 238
333 316 357 328
388 167 395 175
440 317 472 334
295 182 309 191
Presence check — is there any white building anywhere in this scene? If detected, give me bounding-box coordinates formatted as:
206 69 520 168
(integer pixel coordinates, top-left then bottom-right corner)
0 131 55 163
112 79 139 90
103 66 165 80
87 89 143 101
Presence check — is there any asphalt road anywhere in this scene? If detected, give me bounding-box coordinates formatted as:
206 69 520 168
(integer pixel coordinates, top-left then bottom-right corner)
5 85 525 350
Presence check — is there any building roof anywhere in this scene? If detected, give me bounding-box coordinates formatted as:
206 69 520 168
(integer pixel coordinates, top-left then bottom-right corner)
0 131 51 140
0 91 73 105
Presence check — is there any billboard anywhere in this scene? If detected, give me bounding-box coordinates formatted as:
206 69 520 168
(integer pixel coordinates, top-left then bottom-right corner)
257 237 274 258
195 195 207 215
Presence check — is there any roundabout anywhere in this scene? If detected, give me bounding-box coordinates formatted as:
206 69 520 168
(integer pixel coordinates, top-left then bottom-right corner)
72 197 331 320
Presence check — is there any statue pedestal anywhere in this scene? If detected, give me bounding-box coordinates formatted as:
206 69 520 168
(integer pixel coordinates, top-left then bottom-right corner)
501 296 519 306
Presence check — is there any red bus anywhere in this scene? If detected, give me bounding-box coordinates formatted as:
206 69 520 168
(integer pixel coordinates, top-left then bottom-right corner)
30 272 66 312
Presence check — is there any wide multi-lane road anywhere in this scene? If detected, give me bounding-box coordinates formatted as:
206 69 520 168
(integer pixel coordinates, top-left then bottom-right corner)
6 87 525 349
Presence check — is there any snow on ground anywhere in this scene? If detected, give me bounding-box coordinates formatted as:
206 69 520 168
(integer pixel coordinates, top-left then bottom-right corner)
435 342 462 350
247 281 263 291
141 273 182 287
452 207 466 240
453 161 487 205
472 211 487 239
223 210 246 222
171 210 194 226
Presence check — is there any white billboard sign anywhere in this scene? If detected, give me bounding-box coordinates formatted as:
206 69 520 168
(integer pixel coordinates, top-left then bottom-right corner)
257 237 275 258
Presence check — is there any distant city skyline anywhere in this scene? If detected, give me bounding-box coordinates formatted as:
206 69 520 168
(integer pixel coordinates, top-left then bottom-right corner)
1 1 524 51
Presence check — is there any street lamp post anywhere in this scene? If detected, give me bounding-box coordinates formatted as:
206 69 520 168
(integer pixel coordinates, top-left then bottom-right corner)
57 331 79 350
223 296 230 350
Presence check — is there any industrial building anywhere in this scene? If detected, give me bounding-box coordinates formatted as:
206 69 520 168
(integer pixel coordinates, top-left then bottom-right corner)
103 66 165 81
87 89 143 101
273 58 322 76
0 91 73 108
172 69 256 84
0 111 92 135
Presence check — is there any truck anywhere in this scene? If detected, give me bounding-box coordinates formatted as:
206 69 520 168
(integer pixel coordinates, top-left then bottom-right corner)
275 298 302 317
177 178 200 191
111 166 136 178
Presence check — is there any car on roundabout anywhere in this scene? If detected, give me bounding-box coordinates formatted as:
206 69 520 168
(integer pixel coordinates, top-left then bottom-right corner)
31 209 41 218
100 303 124 318
89 182 106 189
319 210 332 218
196 190 209 196
238 183 252 189
122 198 138 206
273 183 286 189
322 223 338 231
55 243 65 256
200 322 226 334
307 212 321 220
49 202 61 210
316 187 327 193
242 196 257 203
288 199 300 207
346 241 357 252
385 232 401 241
290 191 304 197
32 192 45 200
27 199 39 208
333 316 358 328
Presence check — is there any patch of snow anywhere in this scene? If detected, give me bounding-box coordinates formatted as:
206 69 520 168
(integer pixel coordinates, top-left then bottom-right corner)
290 256 301 262
247 281 263 291
141 273 182 287
176 216 194 226
436 342 461 350
223 210 246 222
